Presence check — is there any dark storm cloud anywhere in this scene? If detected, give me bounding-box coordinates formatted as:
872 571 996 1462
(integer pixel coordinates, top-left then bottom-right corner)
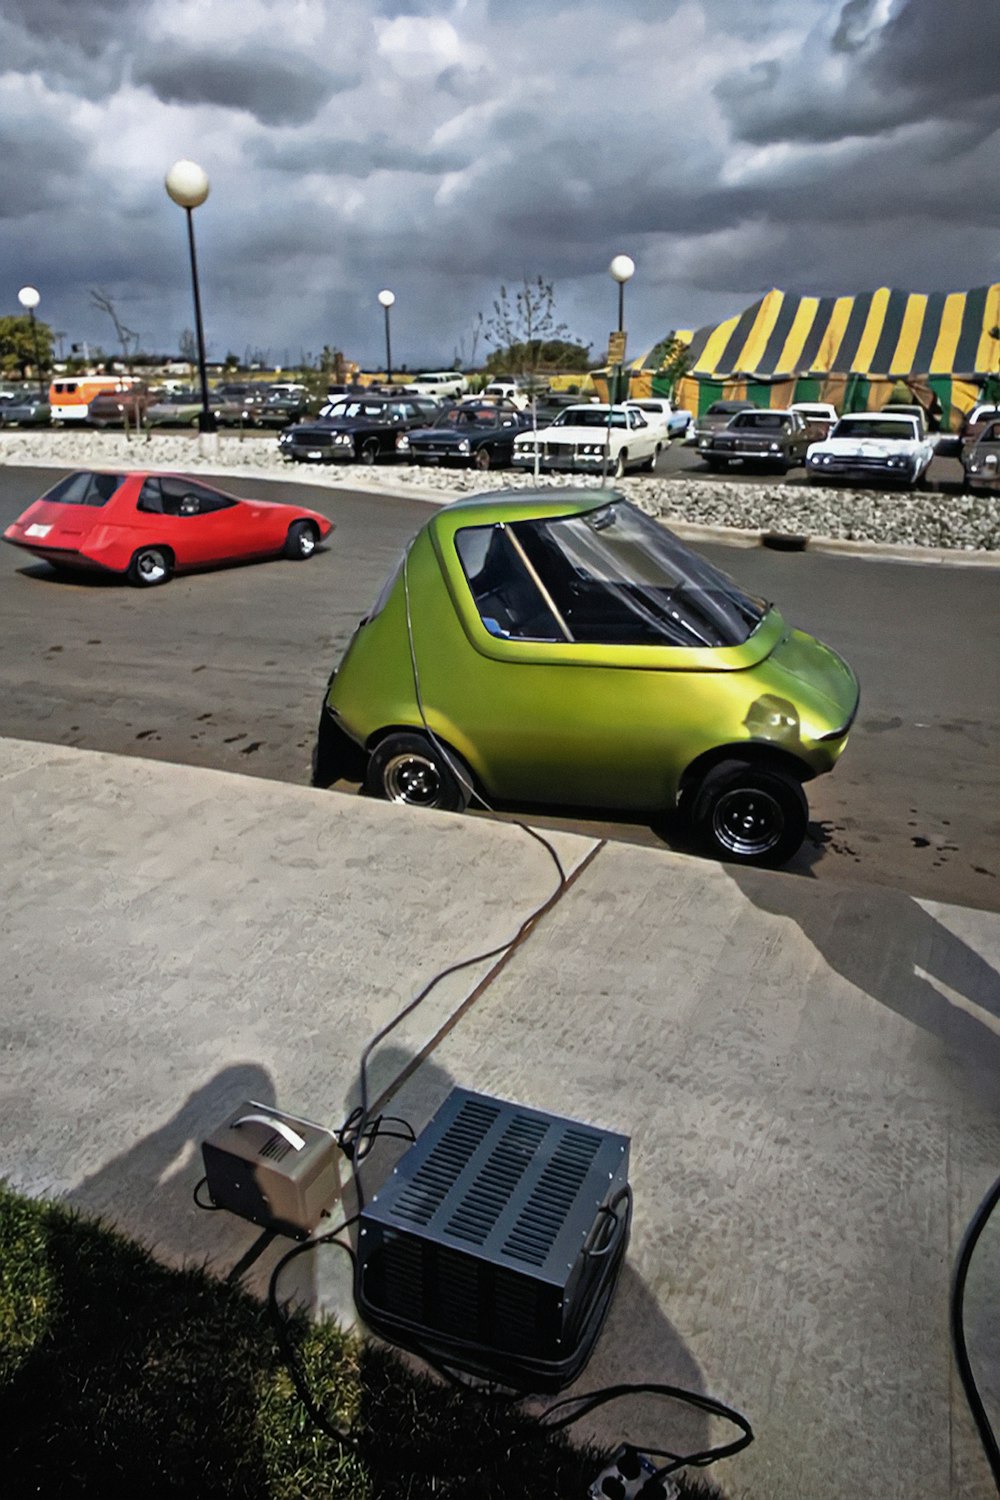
134 48 354 126
830 0 879 53
251 134 469 178
718 0 1000 148
0 117 89 218
1 0 140 53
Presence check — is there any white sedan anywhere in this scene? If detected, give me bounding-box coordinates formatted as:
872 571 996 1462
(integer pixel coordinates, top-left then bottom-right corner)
805 413 936 487
512 403 662 477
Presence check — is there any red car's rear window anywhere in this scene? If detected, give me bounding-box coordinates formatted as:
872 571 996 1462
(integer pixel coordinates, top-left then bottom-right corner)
41 472 125 507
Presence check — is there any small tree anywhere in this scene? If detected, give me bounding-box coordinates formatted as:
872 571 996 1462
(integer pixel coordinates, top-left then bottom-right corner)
480 277 588 389
90 288 139 372
646 331 690 400
0 314 54 380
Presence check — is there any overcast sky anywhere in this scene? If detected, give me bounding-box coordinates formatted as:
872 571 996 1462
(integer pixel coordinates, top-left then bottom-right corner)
4 0 1000 369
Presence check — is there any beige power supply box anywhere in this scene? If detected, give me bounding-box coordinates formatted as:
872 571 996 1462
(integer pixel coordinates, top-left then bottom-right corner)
201 1101 341 1238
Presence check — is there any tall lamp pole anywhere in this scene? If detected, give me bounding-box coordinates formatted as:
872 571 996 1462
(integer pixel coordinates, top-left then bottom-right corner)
18 286 44 398
165 160 215 434
378 289 395 386
608 254 635 405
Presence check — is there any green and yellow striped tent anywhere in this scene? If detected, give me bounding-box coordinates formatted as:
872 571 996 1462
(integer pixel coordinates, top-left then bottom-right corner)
638 285 1000 430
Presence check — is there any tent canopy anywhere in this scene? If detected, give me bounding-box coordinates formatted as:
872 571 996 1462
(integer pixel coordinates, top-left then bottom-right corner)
670 285 1000 380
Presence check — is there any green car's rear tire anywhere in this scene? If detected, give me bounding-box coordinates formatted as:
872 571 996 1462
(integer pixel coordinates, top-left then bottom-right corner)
364 732 471 812
692 760 808 868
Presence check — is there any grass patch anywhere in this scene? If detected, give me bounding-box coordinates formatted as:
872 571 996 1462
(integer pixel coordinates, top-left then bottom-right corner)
0 1183 729 1497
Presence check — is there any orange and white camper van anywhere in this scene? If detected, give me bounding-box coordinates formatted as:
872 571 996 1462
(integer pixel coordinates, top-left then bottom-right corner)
48 376 140 423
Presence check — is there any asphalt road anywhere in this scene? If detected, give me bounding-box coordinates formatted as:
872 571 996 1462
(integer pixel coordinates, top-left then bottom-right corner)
1 465 997 911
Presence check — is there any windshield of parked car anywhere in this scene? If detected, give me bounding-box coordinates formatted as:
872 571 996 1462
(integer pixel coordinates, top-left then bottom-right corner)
830 417 915 439
41 472 125 507
451 408 500 427
455 501 766 648
731 412 790 430
336 401 396 421
552 407 628 429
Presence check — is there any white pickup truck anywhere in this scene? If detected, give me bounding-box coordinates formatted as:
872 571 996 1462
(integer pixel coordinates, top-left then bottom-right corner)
512 403 662 476
805 412 936 487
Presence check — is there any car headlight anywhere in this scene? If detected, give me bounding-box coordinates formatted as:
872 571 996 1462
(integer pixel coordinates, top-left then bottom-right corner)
769 441 781 452
457 439 471 454
698 437 710 448
396 433 410 452
332 433 352 445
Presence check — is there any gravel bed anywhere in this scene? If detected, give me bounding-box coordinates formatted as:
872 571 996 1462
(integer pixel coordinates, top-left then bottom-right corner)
2 428 998 552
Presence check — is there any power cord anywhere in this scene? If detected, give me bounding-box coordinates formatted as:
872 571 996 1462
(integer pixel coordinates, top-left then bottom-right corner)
951 1171 1000 1488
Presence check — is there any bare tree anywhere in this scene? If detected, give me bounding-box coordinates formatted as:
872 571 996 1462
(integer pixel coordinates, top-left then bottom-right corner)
89 288 140 371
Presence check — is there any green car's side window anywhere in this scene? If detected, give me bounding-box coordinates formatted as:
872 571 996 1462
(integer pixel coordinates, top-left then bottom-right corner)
455 525 563 641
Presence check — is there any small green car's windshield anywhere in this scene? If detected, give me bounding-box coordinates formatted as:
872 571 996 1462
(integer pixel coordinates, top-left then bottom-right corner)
456 501 766 647
41 472 125 507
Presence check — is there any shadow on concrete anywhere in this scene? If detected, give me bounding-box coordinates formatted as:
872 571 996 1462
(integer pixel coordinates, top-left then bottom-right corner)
729 868 1000 1091
64 1061 277 1263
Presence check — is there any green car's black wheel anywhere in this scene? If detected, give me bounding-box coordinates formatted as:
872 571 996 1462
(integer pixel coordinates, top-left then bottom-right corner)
692 760 808 868
284 520 317 559
364 732 471 812
126 546 173 587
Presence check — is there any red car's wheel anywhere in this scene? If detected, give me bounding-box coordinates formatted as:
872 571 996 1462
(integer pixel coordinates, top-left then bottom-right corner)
284 521 317 559
126 546 173 587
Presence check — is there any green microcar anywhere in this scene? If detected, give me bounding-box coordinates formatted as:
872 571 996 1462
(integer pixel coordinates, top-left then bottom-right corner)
313 490 859 867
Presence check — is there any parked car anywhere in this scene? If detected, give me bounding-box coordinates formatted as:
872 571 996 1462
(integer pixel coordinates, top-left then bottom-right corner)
4 469 333 586
698 408 812 473
512 404 661 477
405 371 469 399
624 398 673 444
144 392 257 428
252 390 316 428
0 392 51 426
960 418 1000 491
959 403 1000 449
277 396 441 463
805 413 935 487
670 408 696 440
789 402 838 439
880 402 929 436
86 384 157 428
312 490 858 868
399 403 533 470
692 399 755 443
482 380 529 409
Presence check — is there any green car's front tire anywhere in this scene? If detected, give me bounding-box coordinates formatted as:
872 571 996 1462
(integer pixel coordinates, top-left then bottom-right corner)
364 732 471 812
692 760 808 868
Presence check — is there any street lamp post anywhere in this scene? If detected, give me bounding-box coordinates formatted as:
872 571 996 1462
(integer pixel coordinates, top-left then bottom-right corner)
17 286 44 399
378 289 395 386
165 160 215 434
608 254 635 405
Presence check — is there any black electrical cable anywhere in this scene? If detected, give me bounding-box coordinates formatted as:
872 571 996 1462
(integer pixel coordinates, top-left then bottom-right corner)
950 1171 1000 1489
192 1175 221 1211
267 1217 360 1446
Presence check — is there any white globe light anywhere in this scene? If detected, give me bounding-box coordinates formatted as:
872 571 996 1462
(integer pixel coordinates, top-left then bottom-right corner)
609 254 636 284
377 289 396 308
18 285 40 310
165 160 210 209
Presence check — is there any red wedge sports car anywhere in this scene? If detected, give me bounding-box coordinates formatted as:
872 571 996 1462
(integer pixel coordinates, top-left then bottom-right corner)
4 469 334 586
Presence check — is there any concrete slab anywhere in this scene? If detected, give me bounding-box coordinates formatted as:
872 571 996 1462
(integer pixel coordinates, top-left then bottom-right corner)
1 735 997 1497
384 847 1000 1499
0 737 596 1270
